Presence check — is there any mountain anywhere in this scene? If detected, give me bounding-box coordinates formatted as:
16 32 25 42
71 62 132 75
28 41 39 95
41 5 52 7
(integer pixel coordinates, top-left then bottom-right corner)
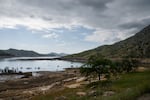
64 25 150 60
0 50 14 58
3 48 42 57
47 52 67 57
0 48 67 58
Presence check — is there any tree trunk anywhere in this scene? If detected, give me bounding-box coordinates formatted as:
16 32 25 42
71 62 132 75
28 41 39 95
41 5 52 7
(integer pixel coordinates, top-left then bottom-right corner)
98 74 101 80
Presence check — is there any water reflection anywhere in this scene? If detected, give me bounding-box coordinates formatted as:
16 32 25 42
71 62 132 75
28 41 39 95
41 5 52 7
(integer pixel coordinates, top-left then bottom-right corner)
0 57 83 72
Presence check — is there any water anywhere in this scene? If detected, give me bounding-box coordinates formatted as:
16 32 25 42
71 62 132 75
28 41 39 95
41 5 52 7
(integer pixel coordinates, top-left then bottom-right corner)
0 75 24 82
0 57 83 73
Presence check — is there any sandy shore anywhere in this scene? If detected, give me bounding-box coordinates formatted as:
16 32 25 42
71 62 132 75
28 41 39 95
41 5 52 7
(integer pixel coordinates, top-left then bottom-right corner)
0 69 80 100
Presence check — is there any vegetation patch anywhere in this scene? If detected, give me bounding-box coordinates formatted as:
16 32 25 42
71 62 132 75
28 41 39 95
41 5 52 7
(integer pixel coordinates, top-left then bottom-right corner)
32 55 150 100
32 70 150 100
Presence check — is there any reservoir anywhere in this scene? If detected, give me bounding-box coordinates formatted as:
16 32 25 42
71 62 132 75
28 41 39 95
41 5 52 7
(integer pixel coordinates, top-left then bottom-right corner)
0 57 83 73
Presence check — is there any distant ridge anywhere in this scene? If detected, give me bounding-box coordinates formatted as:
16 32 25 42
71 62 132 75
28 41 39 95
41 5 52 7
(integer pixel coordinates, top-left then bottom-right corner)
0 50 13 58
0 48 67 58
3 48 42 57
46 52 67 57
64 25 150 60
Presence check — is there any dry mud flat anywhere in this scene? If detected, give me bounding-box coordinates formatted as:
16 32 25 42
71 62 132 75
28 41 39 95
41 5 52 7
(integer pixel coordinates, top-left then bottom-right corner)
0 70 79 100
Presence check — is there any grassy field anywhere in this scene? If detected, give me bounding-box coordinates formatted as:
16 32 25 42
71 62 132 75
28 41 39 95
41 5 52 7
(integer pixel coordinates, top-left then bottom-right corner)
32 70 150 100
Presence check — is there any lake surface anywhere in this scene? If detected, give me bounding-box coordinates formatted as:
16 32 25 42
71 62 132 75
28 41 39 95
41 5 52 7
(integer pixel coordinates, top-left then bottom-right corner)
0 57 83 72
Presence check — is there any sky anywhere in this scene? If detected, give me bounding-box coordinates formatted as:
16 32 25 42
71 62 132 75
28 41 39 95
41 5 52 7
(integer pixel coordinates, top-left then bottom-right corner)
0 0 150 54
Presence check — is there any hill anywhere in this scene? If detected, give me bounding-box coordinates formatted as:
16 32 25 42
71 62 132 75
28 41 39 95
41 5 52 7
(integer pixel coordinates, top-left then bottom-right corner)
0 50 14 58
3 48 42 57
64 25 150 60
0 48 67 58
46 52 67 57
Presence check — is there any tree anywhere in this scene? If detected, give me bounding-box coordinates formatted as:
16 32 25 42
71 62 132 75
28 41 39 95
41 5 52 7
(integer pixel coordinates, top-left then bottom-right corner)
112 61 123 73
80 55 112 81
121 58 139 72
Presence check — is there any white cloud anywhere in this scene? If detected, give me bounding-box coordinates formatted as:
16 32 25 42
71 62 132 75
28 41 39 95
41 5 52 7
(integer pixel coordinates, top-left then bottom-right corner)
42 32 59 39
0 17 78 31
85 29 122 44
84 28 136 44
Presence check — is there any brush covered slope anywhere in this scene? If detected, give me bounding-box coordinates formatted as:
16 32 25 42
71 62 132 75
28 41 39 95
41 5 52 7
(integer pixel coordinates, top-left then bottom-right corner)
65 25 150 60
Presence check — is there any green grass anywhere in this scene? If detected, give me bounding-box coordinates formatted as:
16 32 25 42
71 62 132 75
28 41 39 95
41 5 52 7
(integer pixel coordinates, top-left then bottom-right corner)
100 71 150 100
32 70 150 100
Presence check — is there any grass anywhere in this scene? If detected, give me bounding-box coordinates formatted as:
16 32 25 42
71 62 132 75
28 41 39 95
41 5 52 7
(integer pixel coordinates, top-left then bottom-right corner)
32 70 150 100
100 71 150 100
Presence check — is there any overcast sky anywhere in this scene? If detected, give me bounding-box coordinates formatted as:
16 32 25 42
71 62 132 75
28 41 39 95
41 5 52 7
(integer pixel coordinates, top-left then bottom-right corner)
0 0 150 54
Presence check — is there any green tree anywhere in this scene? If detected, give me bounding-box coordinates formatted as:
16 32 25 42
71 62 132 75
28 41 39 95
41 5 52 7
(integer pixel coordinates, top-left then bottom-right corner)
112 61 123 73
80 55 112 81
121 58 139 72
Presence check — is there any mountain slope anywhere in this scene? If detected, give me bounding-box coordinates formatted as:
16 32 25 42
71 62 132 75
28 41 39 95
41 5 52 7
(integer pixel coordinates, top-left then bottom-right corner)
46 52 67 57
65 25 150 59
0 50 14 57
3 48 42 57
0 48 67 58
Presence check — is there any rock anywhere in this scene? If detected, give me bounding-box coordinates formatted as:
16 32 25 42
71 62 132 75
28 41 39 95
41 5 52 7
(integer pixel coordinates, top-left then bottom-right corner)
63 77 78 83
76 92 86 96
65 83 81 88
23 82 29 84
90 86 96 89
23 90 37 97
103 91 115 96
76 77 87 82
22 72 32 78
88 90 97 96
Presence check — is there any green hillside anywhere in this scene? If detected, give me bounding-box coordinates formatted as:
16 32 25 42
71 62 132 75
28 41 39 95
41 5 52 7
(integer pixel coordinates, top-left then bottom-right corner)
64 25 150 60
4 48 41 57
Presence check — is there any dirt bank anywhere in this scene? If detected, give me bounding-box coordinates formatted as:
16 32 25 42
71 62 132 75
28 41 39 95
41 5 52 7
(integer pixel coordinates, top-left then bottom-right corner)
0 70 80 100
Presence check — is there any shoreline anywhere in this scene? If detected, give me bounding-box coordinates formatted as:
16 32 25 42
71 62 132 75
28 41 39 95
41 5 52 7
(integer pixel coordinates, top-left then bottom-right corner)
0 68 81 100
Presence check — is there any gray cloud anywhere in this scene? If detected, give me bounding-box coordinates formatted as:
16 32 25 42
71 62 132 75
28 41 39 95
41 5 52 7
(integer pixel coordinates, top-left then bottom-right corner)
79 0 113 10
0 0 150 43
120 17 150 30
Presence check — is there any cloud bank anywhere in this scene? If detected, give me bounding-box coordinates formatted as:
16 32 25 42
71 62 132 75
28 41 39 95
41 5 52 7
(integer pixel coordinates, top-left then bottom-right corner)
0 0 150 44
